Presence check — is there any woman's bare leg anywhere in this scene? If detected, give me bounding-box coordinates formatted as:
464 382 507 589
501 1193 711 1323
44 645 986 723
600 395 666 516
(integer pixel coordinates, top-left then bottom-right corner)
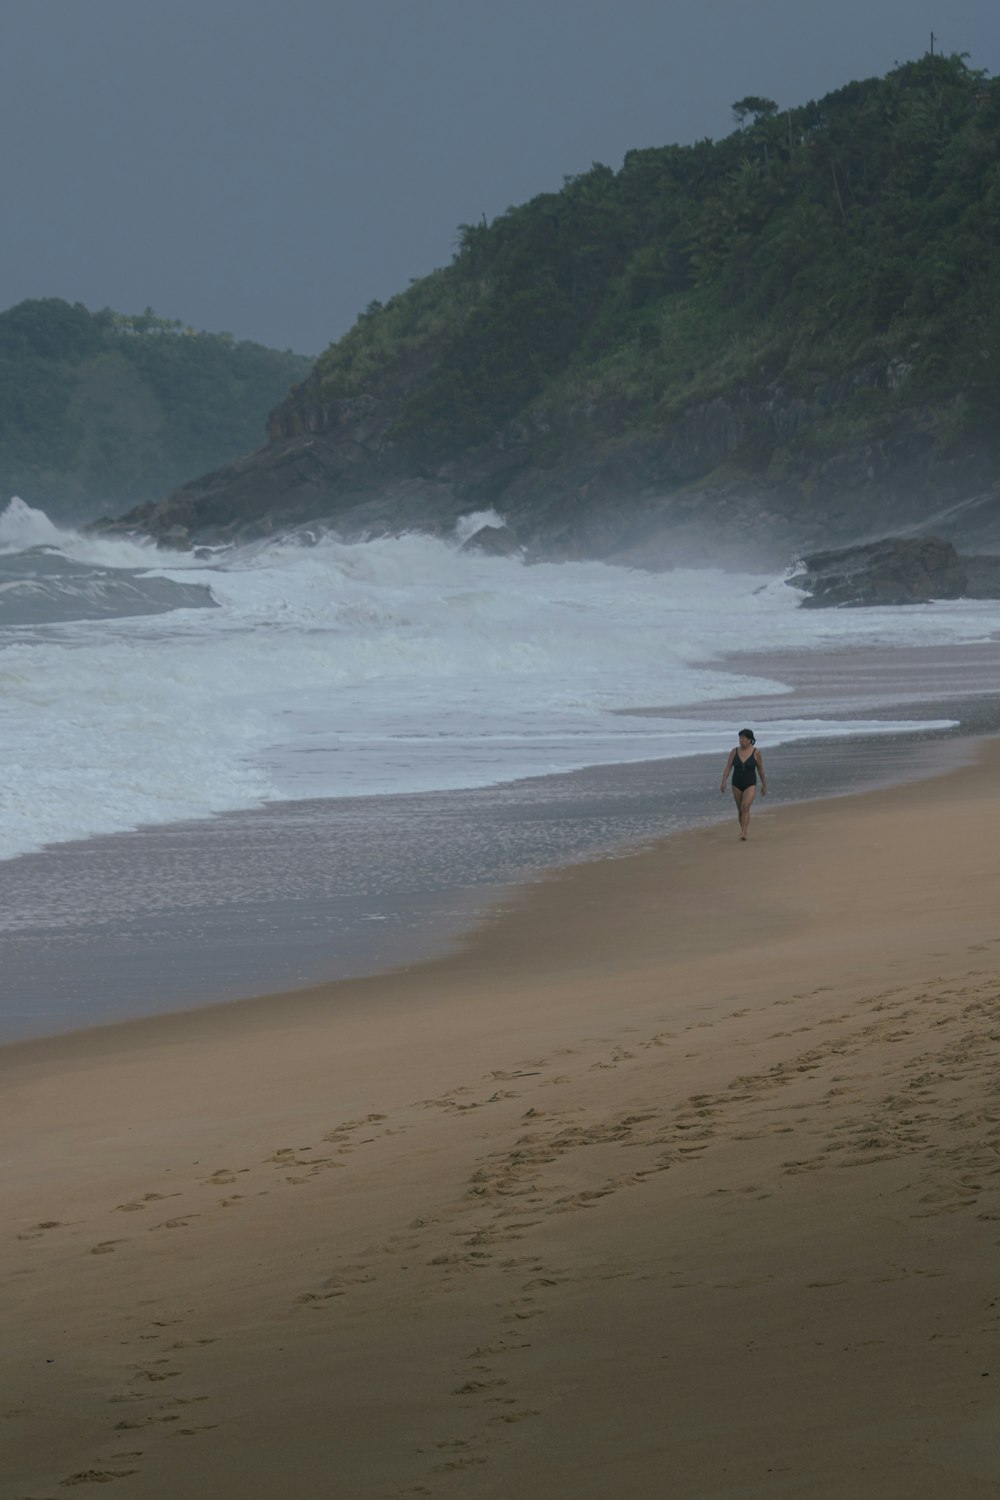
731 787 744 832
737 785 756 839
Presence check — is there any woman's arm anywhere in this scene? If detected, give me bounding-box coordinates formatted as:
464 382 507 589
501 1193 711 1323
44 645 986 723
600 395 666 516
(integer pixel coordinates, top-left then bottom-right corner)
721 750 736 791
755 750 767 794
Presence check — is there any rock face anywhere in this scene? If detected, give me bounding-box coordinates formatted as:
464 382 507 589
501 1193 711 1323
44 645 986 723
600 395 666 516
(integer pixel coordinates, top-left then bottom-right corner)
960 554 1000 598
789 537 969 607
93 365 1000 574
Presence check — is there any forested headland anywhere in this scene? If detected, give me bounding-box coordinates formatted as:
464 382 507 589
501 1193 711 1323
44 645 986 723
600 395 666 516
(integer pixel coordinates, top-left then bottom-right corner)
0 300 311 521
316 50 998 461
110 53 1000 559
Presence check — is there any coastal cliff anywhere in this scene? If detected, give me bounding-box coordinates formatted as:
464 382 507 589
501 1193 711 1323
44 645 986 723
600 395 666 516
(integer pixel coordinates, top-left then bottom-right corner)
103 53 1000 565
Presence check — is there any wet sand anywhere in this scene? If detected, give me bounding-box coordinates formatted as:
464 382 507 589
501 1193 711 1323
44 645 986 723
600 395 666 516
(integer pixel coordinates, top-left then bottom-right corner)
4 738 1000 1497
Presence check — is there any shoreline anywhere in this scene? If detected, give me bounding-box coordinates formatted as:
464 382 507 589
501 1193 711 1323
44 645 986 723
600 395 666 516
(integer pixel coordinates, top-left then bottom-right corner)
0 728 974 1050
0 728 991 1071
2 660 994 1045
5 739 1000 1496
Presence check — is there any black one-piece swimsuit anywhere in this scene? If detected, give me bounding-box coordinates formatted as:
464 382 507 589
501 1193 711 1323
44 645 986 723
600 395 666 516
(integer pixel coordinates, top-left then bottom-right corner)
731 751 757 791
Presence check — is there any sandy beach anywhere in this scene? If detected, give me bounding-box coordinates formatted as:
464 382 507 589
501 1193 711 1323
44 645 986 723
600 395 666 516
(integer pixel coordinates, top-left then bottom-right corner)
5 740 1000 1498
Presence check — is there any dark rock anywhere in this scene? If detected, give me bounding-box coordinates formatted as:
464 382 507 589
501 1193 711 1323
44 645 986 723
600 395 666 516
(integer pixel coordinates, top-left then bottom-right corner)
267 392 384 442
789 536 967 607
957 553 1000 598
447 444 532 504
657 397 748 482
93 352 1000 570
459 524 522 557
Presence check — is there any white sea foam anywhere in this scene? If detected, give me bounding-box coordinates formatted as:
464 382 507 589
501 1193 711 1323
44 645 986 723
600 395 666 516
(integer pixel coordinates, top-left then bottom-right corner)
0 496 995 862
0 495 163 569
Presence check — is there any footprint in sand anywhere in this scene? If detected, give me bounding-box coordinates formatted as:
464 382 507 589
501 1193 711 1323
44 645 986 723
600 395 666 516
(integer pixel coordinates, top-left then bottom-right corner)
116 1192 180 1211
115 1412 181 1430
322 1115 389 1151
460 1226 522 1247
60 1470 140 1485
16 1219 66 1240
294 1263 376 1308
467 1341 531 1358
428 1252 493 1270
323 1264 375 1288
549 1185 616 1213
914 1185 981 1214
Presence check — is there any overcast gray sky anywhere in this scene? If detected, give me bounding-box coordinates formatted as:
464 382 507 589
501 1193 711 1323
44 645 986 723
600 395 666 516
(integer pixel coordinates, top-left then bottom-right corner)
2 0 996 356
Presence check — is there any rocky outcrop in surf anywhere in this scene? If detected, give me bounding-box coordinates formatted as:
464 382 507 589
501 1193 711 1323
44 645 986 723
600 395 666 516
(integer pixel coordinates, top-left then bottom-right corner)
788 536 1000 607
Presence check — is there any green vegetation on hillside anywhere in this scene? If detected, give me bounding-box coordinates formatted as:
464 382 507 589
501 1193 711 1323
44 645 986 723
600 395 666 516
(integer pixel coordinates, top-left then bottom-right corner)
0 300 311 519
312 52 1000 470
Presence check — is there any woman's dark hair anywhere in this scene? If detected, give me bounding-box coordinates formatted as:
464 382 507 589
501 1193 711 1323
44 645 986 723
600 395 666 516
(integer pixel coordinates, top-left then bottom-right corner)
738 728 755 743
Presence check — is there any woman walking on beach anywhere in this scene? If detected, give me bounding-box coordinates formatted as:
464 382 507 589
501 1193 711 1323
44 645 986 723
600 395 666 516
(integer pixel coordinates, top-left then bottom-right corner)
721 728 767 840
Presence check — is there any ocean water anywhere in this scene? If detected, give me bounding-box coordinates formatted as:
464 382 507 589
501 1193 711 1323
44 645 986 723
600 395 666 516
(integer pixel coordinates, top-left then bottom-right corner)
3 494 999 868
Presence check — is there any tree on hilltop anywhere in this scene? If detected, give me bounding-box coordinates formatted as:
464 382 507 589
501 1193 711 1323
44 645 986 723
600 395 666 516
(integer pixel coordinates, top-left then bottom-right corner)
732 95 778 127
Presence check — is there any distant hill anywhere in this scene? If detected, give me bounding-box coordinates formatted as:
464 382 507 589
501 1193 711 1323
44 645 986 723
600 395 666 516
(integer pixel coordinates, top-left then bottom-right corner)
0 300 311 521
110 53 1000 563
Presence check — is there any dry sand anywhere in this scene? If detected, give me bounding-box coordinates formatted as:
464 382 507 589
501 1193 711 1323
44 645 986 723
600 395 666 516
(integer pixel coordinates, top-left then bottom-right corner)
4 741 1000 1499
